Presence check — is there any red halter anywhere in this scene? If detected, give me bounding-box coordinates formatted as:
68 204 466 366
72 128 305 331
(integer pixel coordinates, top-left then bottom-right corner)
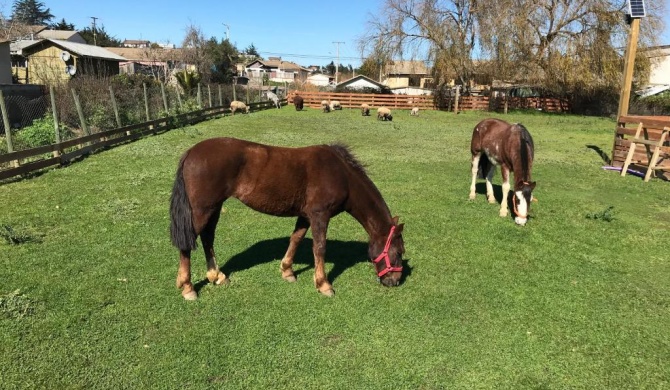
372 225 402 277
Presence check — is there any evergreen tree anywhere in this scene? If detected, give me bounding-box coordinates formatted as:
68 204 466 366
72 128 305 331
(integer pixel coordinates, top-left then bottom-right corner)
79 25 122 47
11 0 53 25
49 18 75 30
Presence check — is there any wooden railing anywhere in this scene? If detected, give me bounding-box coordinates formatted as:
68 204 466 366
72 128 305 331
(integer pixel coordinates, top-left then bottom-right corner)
0 100 281 182
288 91 569 113
612 115 670 176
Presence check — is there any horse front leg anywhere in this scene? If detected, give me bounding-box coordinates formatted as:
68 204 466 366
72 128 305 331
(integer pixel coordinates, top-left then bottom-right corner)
499 167 511 217
310 216 334 297
469 154 480 200
280 216 310 282
177 249 197 301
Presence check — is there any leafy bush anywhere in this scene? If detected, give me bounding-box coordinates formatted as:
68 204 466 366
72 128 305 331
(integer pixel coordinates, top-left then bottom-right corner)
15 115 71 149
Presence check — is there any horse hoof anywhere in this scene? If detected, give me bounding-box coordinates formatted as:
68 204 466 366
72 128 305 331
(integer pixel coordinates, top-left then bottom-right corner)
468 193 476 200
319 288 335 297
182 291 198 301
283 275 297 283
215 275 230 286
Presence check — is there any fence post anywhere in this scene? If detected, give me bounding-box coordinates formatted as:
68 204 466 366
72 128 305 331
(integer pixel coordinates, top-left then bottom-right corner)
108 86 124 132
454 86 460 114
161 82 169 116
0 90 19 167
246 85 249 105
71 88 90 136
143 83 151 123
176 90 183 110
197 84 202 108
207 84 212 108
49 86 61 157
503 92 508 115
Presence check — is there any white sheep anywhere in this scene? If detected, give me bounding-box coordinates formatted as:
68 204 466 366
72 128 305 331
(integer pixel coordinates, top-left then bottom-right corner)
321 100 331 113
410 107 419 116
230 100 249 115
361 103 370 116
377 107 393 121
329 100 342 111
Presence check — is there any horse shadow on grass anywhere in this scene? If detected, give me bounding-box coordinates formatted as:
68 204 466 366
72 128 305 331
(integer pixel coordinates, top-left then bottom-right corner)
193 237 412 292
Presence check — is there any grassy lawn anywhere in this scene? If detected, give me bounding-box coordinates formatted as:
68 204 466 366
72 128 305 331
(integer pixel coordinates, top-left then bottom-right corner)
0 107 668 389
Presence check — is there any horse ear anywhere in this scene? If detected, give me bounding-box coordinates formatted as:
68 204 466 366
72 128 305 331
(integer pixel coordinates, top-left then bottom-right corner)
395 223 404 235
530 181 537 190
391 216 400 225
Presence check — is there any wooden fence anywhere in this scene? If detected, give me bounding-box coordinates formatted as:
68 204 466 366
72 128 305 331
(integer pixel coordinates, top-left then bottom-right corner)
288 91 569 113
611 115 670 179
0 100 281 182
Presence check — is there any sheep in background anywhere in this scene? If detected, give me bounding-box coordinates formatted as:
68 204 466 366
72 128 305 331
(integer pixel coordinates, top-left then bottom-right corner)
230 100 249 115
293 95 304 111
321 100 331 113
377 107 393 121
329 100 342 111
410 107 419 116
361 103 370 116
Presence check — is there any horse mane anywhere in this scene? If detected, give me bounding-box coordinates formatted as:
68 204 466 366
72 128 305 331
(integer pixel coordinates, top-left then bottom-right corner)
514 123 534 181
328 142 368 175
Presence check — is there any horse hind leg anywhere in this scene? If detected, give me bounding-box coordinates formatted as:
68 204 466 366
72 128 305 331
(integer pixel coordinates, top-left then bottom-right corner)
198 205 229 287
177 249 197 301
309 214 334 297
280 216 310 282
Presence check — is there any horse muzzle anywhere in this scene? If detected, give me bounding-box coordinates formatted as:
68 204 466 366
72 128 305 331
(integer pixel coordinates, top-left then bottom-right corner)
380 272 401 287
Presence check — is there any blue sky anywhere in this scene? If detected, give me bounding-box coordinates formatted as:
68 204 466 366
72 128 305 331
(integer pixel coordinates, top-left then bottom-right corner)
3 0 669 67
28 0 384 68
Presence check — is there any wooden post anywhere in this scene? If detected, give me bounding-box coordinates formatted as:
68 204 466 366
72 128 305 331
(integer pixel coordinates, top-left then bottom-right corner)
108 86 123 132
246 85 249 104
504 89 509 115
197 83 202 108
176 90 183 110
161 82 169 115
454 86 460 114
71 89 90 136
617 18 640 118
143 83 151 122
49 86 61 157
0 90 18 167
207 84 212 108
232 83 237 102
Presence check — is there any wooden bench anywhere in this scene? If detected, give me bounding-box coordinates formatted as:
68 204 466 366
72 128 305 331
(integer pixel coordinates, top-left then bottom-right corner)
612 116 670 181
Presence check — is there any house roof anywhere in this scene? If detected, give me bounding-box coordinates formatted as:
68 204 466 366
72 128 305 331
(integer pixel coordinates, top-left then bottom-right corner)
247 58 307 72
105 47 180 62
385 60 430 75
36 30 85 43
123 39 151 45
13 39 126 61
337 75 386 90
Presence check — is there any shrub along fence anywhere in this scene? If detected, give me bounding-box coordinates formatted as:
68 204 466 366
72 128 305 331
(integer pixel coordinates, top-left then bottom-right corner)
0 79 283 181
288 90 569 113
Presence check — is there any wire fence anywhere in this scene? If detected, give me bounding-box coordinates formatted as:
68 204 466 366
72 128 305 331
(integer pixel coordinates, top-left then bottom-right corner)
0 76 280 155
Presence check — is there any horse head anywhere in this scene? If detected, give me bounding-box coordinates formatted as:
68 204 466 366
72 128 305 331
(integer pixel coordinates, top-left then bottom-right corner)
513 181 536 226
369 217 405 287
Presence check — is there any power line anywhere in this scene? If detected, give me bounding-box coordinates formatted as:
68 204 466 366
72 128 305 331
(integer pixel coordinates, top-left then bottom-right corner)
257 51 361 61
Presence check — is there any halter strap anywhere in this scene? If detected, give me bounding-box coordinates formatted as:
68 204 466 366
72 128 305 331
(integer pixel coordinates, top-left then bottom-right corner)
372 225 402 277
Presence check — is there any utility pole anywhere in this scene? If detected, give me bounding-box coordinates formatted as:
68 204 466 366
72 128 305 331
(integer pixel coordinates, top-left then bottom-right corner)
91 16 98 46
223 23 230 41
332 41 344 84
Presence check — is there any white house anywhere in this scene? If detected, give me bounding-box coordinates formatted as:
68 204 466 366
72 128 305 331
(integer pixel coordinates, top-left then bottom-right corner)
336 75 386 91
645 45 670 86
306 73 333 87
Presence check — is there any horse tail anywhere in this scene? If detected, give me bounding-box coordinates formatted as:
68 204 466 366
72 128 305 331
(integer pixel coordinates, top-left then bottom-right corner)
170 152 198 250
516 123 534 180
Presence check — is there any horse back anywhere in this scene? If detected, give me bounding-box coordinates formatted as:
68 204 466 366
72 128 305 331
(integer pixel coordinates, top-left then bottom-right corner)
181 137 351 216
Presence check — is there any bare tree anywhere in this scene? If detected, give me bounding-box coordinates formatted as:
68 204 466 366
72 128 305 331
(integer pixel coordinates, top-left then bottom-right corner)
181 24 212 82
361 0 479 89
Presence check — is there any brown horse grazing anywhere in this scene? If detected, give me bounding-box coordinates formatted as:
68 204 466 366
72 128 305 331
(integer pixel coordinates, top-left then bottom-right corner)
170 137 405 300
469 118 536 225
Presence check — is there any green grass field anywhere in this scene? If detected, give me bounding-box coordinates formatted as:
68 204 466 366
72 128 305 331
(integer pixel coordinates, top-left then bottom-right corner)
1 107 668 389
